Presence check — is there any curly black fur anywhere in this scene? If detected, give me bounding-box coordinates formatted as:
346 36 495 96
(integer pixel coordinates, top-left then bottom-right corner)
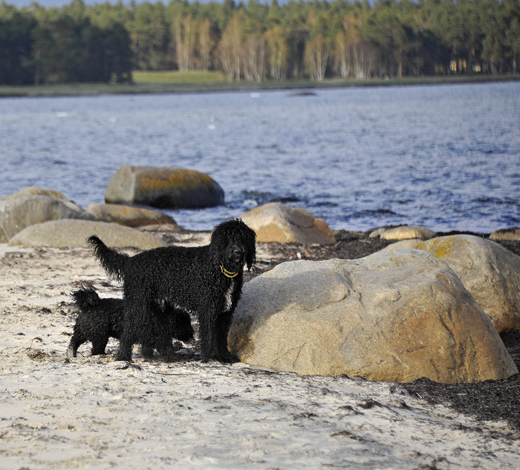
88 218 256 363
67 285 194 360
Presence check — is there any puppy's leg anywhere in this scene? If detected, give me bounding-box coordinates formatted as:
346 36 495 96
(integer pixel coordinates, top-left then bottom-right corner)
155 329 179 363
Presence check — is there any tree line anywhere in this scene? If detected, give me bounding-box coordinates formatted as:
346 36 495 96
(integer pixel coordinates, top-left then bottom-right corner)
1 0 519 85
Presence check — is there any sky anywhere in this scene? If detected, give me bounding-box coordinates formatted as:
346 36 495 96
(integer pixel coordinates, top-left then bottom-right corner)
6 0 76 7
4 0 277 7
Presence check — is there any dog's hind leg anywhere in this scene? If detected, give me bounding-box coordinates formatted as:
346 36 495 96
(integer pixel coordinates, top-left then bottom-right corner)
141 343 155 360
115 310 137 361
115 298 150 362
67 334 86 358
115 332 134 361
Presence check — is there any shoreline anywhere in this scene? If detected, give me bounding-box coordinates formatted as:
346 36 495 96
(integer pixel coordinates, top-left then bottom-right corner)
1 74 519 99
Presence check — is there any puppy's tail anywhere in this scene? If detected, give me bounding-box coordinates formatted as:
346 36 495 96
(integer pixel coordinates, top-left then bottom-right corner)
87 235 128 282
71 284 100 309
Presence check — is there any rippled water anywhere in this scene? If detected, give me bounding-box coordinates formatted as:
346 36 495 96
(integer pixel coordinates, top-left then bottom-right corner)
1 82 519 233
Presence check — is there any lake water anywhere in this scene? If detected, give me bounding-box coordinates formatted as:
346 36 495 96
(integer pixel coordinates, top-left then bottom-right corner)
0 82 519 233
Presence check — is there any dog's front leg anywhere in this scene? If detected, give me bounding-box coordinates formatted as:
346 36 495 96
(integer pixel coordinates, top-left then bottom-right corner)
216 311 237 363
199 311 236 363
198 306 217 362
198 304 231 363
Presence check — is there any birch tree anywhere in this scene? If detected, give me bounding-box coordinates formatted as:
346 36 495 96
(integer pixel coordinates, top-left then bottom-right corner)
265 25 288 80
217 11 243 80
334 14 375 79
198 18 214 71
173 14 196 71
305 13 330 81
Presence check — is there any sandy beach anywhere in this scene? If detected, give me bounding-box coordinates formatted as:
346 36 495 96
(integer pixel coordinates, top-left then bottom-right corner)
1 230 520 469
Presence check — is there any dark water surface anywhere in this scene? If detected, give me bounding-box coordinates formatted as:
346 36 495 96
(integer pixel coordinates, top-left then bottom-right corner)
1 82 519 233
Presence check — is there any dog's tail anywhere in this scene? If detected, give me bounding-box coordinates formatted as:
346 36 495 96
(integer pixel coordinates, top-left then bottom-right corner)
71 284 100 309
87 235 128 282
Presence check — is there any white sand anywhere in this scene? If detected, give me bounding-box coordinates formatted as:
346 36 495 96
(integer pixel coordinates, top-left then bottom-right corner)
1 244 520 469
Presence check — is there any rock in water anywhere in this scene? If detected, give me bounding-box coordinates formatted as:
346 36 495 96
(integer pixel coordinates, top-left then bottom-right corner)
229 249 517 383
240 202 335 245
385 235 520 333
104 166 225 209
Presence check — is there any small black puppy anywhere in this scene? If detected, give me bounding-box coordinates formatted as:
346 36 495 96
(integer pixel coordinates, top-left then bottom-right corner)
67 285 193 360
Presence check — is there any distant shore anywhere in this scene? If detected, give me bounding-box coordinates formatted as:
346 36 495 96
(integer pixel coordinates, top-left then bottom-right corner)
1 74 519 98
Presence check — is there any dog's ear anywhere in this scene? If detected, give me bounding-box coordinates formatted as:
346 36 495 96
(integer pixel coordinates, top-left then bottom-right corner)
243 224 256 271
209 222 228 258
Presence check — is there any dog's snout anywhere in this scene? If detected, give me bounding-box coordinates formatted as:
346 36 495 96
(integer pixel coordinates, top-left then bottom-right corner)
230 245 245 264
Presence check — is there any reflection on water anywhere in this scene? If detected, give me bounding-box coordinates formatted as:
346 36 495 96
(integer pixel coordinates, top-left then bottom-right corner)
0 82 519 232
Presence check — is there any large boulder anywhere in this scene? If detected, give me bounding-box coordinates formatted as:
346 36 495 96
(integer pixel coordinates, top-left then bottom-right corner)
240 203 335 245
229 250 517 383
0 188 95 243
86 203 176 228
105 166 225 209
8 219 165 249
0 186 73 203
385 235 520 333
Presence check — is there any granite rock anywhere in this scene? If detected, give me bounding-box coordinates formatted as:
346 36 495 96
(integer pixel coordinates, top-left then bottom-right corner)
385 235 520 333
229 250 516 383
8 219 165 249
0 188 95 243
86 203 176 228
105 166 224 209
240 203 335 245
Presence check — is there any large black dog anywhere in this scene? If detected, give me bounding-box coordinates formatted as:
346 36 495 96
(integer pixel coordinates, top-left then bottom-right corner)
88 218 256 363
67 285 193 360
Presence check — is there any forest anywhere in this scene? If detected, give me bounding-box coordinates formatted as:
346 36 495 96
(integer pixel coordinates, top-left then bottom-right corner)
1 0 519 85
